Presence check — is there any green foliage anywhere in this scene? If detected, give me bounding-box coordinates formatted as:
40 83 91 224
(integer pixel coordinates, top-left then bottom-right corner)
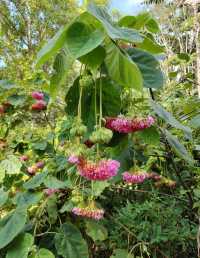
105 42 143 90
54 223 89 258
0 208 27 249
0 155 22 175
35 25 69 68
128 48 164 89
0 2 199 258
85 221 108 241
6 233 34 258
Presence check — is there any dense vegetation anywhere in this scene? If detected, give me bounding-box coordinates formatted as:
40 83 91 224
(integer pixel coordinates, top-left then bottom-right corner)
0 1 200 258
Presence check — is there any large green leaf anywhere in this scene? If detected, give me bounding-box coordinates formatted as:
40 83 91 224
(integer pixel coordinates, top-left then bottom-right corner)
0 188 8 207
0 155 22 175
85 221 108 242
65 21 105 59
190 114 200 129
145 18 160 33
87 3 143 43
137 126 160 145
111 249 134 258
50 47 74 97
128 47 164 89
13 192 43 208
6 233 34 258
47 195 58 224
65 77 121 132
55 223 89 258
7 94 27 107
45 176 72 189
34 249 55 258
35 25 68 68
0 80 16 92
92 181 110 197
79 46 106 73
23 171 48 190
105 42 143 90
164 130 194 165
151 100 192 138
0 207 27 249
137 36 164 54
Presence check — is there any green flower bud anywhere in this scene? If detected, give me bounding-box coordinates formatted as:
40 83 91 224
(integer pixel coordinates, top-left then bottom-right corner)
70 125 87 137
89 128 113 144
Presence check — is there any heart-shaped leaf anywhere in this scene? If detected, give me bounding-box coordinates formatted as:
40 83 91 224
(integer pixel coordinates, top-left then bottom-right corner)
65 22 105 58
55 223 89 258
0 207 27 249
128 47 164 89
6 233 34 258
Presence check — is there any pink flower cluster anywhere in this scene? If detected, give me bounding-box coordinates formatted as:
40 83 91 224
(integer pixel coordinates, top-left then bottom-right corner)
31 91 47 111
72 207 104 220
68 155 80 165
44 188 60 196
20 155 29 162
27 161 45 175
122 171 150 184
105 116 155 134
78 159 120 181
32 91 44 100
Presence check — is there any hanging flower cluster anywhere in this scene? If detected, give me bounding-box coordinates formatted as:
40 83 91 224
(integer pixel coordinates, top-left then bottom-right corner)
79 158 120 181
72 207 104 220
105 116 155 133
123 171 150 184
68 155 120 181
31 91 47 111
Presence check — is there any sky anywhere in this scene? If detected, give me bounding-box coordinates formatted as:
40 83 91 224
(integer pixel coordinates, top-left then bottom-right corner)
110 0 146 15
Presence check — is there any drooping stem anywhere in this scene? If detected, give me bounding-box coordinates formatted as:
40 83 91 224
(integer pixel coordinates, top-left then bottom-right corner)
99 71 103 128
78 85 83 120
78 65 84 120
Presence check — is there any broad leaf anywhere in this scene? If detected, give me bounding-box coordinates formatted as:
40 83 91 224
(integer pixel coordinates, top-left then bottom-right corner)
137 126 160 145
7 94 27 107
0 80 16 92
47 195 58 224
6 233 34 258
128 47 164 89
92 181 110 197
105 42 143 90
45 176 72 189
0 188 8 207
65 22 105 58
151 100 192 138
165 130 194 164
190 114 200 129
35 249 55 258
111 249 134 258
88 3 143 43
13 192 43 208
23 171 48 190
36 25 68 68
79 46 106 73
0 207 27 249
85 221 108 242
65 77 121 132
145 18 160 33
55 223 89 258
50 47 74 97
0 155 22 175
137 36 164 54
